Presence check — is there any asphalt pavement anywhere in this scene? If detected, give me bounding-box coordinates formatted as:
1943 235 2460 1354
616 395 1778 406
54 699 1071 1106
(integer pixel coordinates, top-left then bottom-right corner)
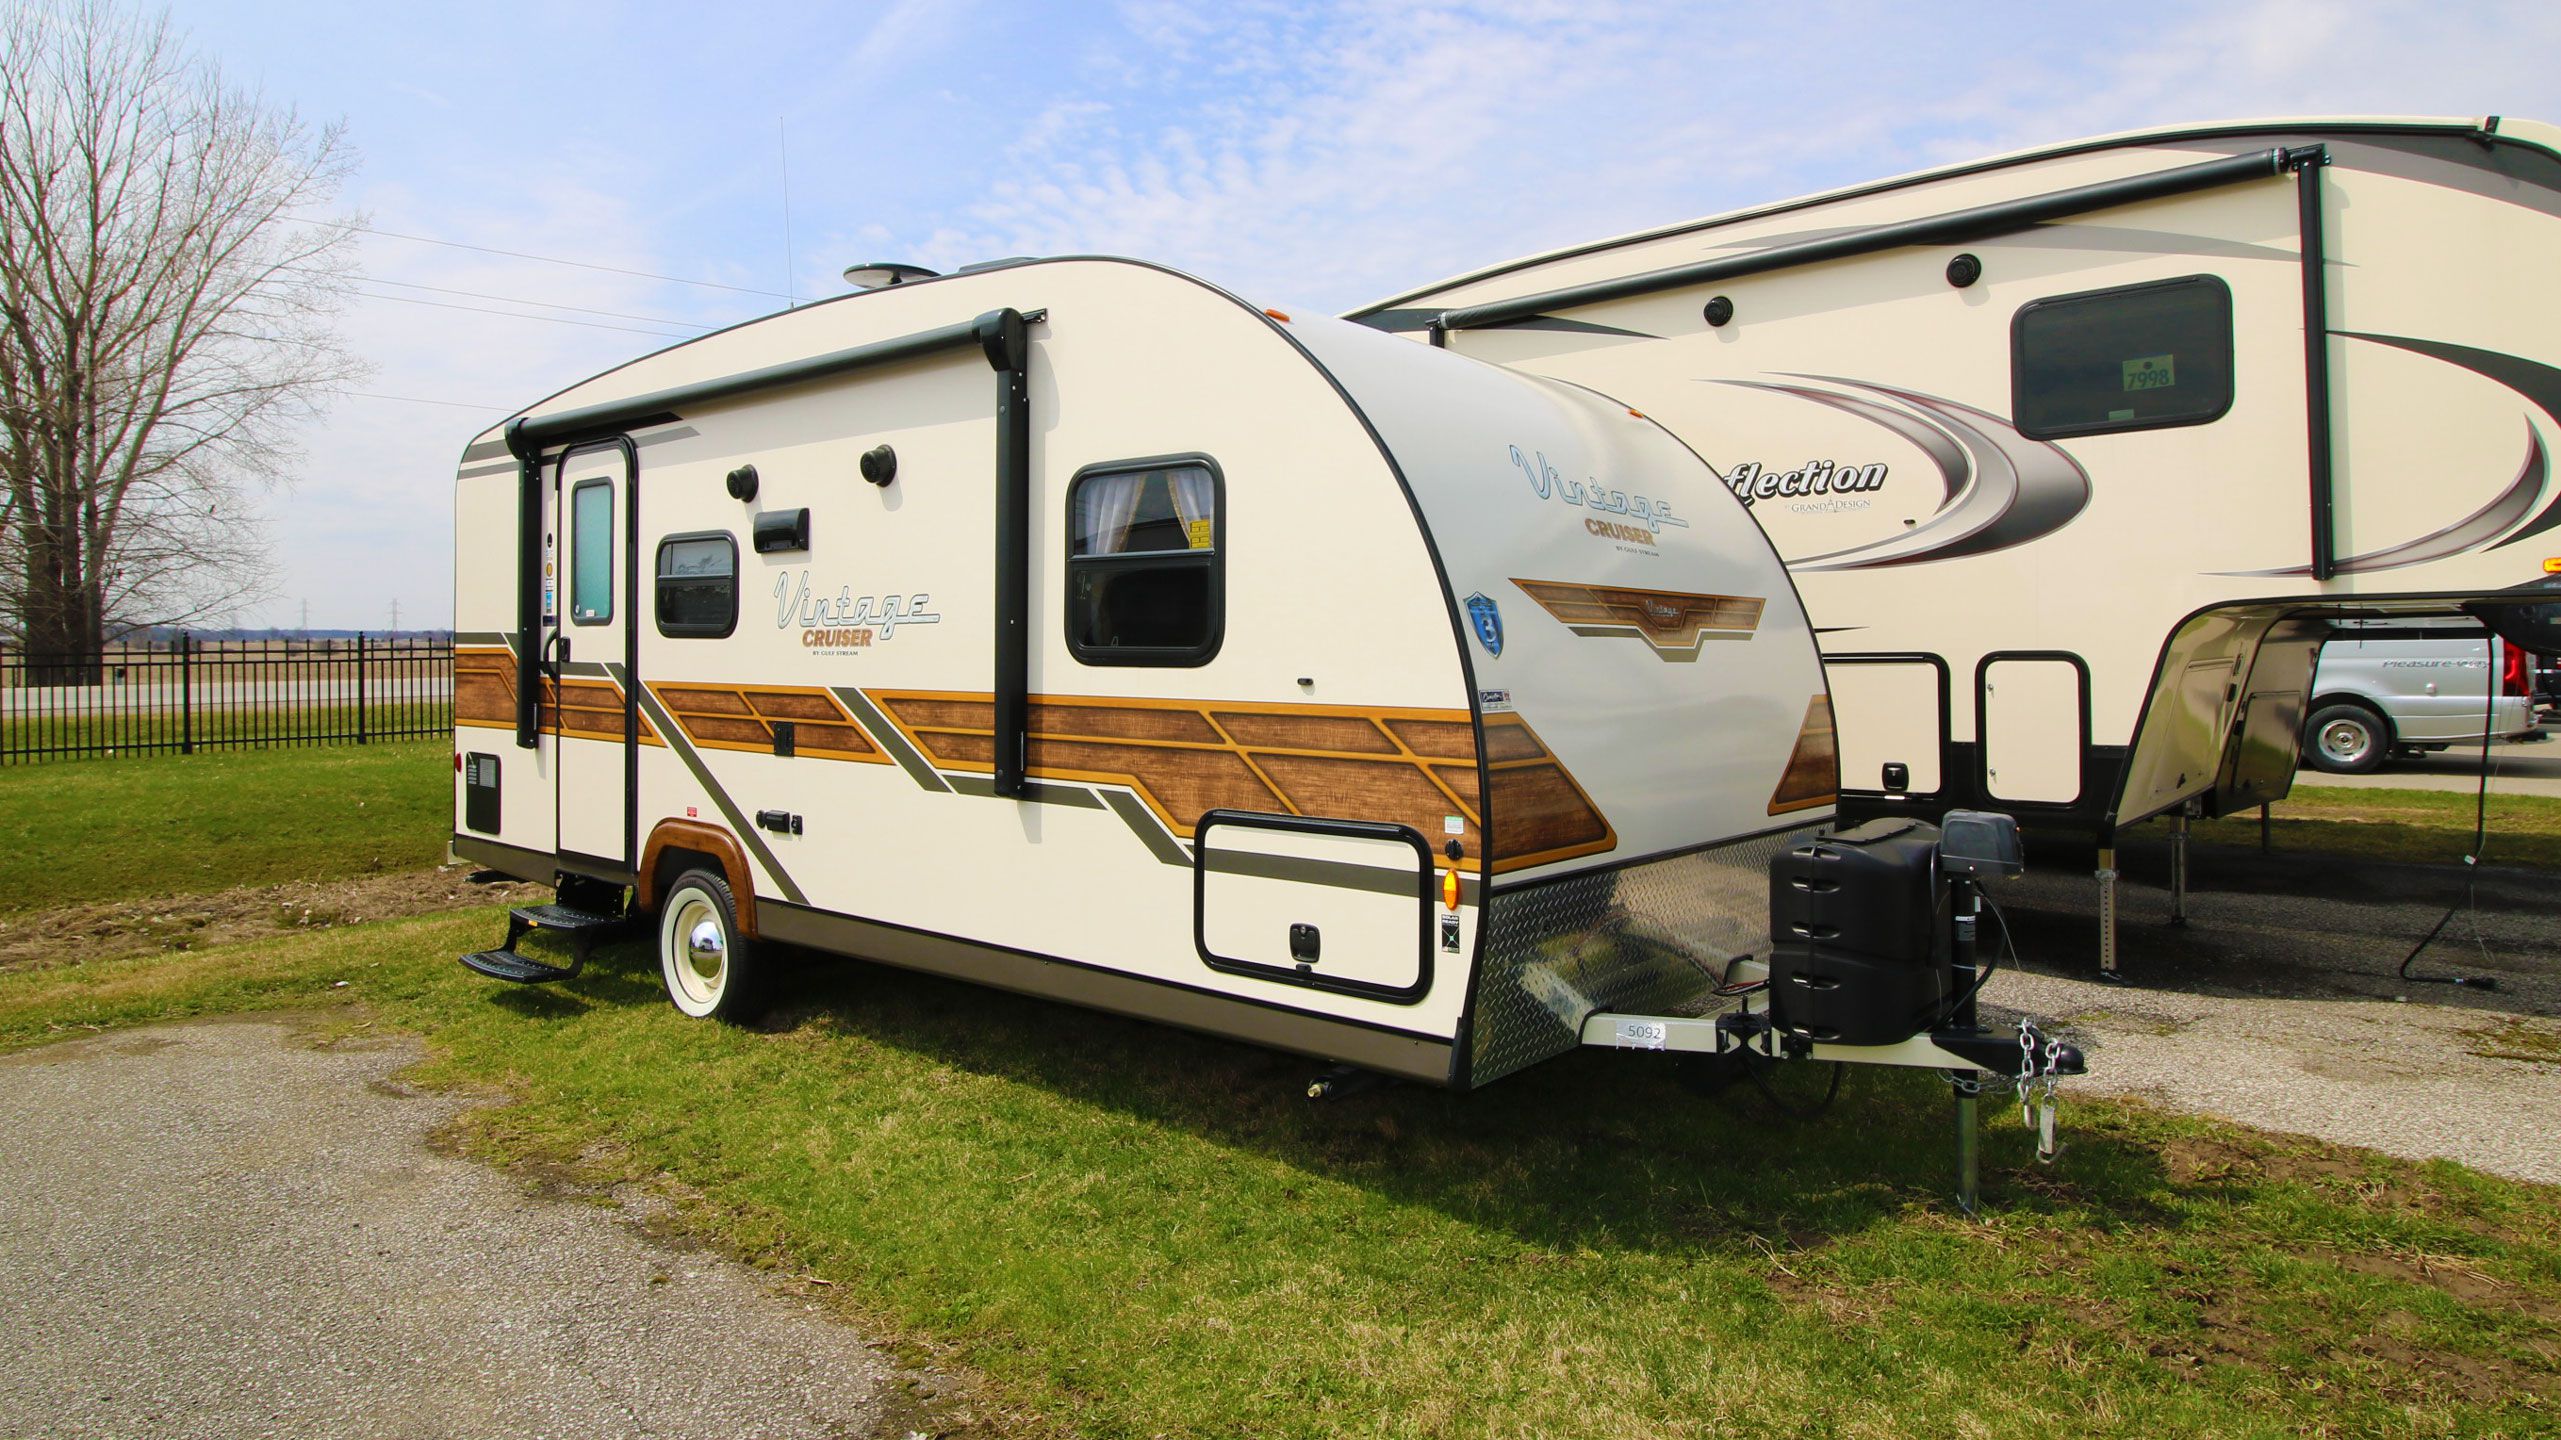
0 1020 909 1440
2292 731 2561 796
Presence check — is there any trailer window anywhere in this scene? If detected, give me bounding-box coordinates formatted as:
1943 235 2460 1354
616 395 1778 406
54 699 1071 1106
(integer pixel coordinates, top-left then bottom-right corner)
569 480 614 624
1066 459 1222 666
656 533 737 638
2011 275 2233 439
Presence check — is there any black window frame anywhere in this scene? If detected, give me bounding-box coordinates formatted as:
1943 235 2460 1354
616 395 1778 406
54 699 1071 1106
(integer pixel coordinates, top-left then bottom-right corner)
654 529 739 639
2010 273 2236 441
567 477 616 626
1063 454 1226 668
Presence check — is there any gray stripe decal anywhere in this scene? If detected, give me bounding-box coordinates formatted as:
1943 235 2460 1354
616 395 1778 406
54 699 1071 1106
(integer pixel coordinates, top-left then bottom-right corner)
460 437 511 463
560 660 613 679
1202 848 1425 898
1101 789 1193 867
624 669 808 905
947 775 1105 808
831 687 950 793
454 630 511 647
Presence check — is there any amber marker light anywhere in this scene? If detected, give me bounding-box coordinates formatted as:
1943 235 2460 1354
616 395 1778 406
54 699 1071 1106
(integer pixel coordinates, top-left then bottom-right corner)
1441 867 1461 910
2545 556 2561 573
1263 308 1292 322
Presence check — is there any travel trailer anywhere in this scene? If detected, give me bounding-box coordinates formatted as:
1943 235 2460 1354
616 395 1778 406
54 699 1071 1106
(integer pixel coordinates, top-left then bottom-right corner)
1349 116 2561 972
448 255 1893 1093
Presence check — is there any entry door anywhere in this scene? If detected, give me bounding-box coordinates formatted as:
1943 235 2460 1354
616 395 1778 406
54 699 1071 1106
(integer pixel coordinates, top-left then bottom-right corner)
552 443 635 868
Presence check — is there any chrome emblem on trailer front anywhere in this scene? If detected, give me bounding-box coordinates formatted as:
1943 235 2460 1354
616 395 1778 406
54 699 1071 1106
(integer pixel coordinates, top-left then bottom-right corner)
1465 593 1504 657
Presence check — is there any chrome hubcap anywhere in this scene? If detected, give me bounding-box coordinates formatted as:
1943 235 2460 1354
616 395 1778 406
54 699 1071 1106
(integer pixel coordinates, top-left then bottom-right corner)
2320 720 2371 764
667 896 726 1008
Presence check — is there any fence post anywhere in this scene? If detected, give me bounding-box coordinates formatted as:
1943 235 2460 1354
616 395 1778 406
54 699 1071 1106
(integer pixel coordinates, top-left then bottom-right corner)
356 632 368 745
179 633 195 755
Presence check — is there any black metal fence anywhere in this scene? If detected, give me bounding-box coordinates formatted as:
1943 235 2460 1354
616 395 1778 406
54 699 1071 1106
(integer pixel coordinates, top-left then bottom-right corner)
0 635 454 764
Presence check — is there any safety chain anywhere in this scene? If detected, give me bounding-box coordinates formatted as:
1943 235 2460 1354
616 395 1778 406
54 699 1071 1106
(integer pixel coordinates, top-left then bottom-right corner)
2015 1019 2065 1164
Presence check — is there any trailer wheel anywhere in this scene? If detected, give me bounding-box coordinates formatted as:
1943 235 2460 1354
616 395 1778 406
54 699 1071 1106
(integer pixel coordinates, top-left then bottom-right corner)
658 869 761 1021
2305 702 2388 775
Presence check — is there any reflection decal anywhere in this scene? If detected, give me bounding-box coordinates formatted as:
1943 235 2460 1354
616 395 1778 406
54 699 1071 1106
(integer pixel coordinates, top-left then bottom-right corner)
1713 376 2093 570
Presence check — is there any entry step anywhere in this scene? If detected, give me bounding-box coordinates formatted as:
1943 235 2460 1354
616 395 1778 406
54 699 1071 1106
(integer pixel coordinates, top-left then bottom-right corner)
456 894 629 986
459 948 581 984
510 902 621 932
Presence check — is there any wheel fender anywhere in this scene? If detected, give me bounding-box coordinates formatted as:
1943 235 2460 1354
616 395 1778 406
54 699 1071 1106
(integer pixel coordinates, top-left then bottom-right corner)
638 819 758 937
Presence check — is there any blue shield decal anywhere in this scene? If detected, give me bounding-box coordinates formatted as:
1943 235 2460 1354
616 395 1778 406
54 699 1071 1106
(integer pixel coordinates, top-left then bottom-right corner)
1464 592 1504 657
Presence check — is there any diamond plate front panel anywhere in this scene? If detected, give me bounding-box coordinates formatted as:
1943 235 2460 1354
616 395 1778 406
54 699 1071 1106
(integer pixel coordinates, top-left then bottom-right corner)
1466 827 1808 1088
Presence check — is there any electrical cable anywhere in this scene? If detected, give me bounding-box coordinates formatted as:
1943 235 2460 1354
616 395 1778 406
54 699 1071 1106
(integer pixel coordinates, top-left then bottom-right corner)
1747 1055 1845 1120
292 215 793 299
2397 637 2502 991
349 288 700 339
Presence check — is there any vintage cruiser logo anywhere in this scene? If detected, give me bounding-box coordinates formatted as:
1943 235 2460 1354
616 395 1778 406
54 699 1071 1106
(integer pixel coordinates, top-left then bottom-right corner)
774 571 941 651
1507 446 1689 547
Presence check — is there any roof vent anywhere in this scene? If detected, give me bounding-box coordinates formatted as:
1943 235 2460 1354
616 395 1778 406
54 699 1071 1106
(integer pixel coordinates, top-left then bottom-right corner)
842 262 940 291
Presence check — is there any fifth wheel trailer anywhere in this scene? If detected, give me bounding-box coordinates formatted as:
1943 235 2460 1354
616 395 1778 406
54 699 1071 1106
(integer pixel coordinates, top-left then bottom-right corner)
1350 116 2561 973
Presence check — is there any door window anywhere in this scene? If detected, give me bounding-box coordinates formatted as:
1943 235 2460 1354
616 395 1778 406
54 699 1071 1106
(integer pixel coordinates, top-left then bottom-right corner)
569 479 615 624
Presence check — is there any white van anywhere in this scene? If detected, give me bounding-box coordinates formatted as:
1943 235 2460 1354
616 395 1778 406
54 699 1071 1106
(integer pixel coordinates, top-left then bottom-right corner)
2302 622 2541 773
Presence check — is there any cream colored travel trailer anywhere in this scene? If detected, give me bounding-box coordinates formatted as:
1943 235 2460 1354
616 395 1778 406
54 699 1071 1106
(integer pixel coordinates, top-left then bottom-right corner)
447 256 1869 1093
1350 117 2561 972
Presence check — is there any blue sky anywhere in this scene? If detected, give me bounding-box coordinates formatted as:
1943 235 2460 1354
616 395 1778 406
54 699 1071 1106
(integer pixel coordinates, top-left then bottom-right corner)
153 0 2561 628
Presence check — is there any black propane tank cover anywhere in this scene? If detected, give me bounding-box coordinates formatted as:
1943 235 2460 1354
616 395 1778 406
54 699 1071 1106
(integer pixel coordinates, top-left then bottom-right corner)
725 463 760 501
1765 818 1951 1047
752 507 811 554
860 444 897 487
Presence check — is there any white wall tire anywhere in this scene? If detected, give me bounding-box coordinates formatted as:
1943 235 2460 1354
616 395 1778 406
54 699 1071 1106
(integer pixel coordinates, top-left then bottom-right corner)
657 870 761 1021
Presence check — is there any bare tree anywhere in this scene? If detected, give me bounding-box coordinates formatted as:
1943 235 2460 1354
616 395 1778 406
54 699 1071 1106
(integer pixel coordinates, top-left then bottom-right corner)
0 0 362 680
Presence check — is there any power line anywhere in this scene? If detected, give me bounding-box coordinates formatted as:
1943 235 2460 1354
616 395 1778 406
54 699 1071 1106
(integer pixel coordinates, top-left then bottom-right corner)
298 215 793 299
351 288 698 339
290 267 721 330
332 390 513 412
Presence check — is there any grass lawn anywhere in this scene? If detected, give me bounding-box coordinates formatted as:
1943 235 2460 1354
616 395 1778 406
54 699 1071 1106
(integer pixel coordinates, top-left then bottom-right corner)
2191 785 2561 870
0 739 453 914
4 913 2555 1439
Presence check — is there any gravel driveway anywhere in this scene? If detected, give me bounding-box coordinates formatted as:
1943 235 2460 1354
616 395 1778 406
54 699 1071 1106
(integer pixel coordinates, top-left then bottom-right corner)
1985 840 2561 1186
0 1019 924 1440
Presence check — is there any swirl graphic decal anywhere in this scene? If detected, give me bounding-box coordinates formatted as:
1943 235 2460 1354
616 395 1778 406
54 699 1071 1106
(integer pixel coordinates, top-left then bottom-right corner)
1714 376 2093 570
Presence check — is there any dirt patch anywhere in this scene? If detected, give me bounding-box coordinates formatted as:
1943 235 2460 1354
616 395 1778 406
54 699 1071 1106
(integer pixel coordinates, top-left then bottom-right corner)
2138 1260 2561 1405
0 865 545 972
2465 1015 2561 1065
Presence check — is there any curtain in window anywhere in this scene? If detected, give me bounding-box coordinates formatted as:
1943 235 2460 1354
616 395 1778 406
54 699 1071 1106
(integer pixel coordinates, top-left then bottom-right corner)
1166 467 1216 550
1076 471 1146 556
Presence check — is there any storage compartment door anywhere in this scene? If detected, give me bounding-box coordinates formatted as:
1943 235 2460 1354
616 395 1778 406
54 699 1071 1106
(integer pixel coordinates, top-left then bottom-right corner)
1825 657 1945 797
1981 656 2086 806
1195 812 1435 1004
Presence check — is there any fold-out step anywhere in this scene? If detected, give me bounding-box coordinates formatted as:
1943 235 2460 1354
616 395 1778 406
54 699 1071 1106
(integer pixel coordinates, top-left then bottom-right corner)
460 947 582 983
456 900 627 984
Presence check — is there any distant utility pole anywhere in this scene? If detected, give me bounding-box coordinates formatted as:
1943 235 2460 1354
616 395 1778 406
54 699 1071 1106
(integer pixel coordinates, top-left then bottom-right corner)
389 598 401 632
299 598 309 632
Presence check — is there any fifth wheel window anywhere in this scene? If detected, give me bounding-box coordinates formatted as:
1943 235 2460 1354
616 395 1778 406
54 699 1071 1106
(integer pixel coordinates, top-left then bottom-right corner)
1066 461 1222 666
2011 274 2234 440
569 480 614 624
